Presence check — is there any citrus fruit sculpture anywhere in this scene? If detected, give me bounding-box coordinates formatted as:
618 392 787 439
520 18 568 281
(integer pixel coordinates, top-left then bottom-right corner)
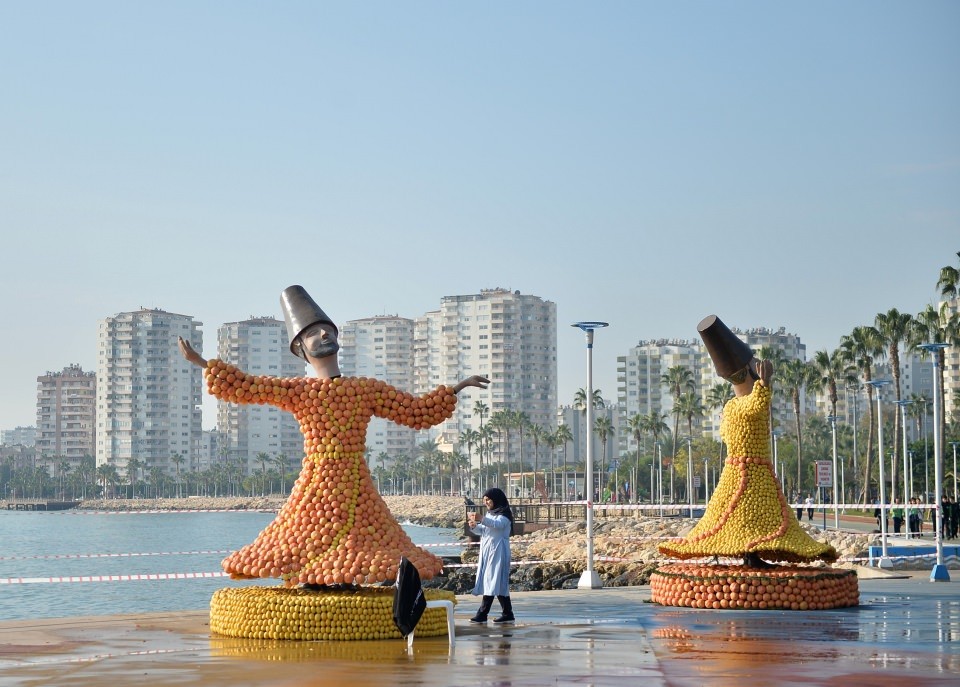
201 361 461 639
652 379 859 610
205 360 454 587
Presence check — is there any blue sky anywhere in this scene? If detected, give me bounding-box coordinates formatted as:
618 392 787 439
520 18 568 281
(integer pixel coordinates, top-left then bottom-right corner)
2 1 957 430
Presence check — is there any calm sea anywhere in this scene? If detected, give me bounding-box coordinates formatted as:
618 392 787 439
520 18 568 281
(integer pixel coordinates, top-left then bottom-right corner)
0 510 461 621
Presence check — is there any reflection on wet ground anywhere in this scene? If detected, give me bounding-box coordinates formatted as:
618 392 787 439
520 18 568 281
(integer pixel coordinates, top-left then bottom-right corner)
0 573 958 686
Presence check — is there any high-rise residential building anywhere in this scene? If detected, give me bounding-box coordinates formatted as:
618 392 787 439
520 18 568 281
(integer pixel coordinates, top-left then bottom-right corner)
96 308 203 476
217 316 304 476
616 339 702 456
729 326 808 435
35 364 96 470
340 315 418 466
616 326 809 452
417 289 558 473
1 426 36 447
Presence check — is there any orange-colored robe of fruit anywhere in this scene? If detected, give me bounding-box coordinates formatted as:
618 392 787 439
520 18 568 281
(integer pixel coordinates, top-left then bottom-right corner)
659 380 837 564
204 359 457 586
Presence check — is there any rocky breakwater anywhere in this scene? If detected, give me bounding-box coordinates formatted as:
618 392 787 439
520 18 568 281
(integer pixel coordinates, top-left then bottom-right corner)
425 516 875 594
381 495 467 529
75 496 286 511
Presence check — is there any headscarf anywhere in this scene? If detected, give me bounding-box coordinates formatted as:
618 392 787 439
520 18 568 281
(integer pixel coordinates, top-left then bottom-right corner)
483 487 514 536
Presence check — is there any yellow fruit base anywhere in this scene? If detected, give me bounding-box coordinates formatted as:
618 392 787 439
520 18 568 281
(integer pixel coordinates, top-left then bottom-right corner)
650 563 859 610
210 586 456 641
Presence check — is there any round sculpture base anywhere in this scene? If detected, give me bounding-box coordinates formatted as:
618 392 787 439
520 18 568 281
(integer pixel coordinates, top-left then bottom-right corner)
210 586 456 641
650 563 859 610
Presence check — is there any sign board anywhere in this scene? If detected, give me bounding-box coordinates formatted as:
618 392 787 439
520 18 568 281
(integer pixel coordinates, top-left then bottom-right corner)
693 476 701 488
815 461 833 488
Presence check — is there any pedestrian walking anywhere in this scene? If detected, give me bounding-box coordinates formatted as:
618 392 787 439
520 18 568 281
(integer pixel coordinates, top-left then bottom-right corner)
467 487 515 624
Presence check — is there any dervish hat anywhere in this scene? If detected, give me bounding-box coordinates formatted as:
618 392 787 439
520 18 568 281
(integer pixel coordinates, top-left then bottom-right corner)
280 285 338 358
697 314 754 380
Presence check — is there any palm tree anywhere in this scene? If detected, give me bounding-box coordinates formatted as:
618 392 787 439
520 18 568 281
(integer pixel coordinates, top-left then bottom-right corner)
171 452 186 498
913 302 960 452
473 400 489 485
478 425 495 492
126 458 144 499
661 365 695 501
812 348 856 423
510 410 530 484
780 358 818 495
272 454 288 495
255 452 270 496
573 388 606 414
528 424 550 497
416 439 440 494
554 424 573 499
57 459 71 500
875 308 914 496
488 410 510 487
593 415 614 498
840 324 884 503
543 431 560 498
936 251 960 300
706 382 734 461
626 413 646 501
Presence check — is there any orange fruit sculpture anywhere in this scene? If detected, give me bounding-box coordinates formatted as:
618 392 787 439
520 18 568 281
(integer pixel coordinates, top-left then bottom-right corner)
205 359 457 587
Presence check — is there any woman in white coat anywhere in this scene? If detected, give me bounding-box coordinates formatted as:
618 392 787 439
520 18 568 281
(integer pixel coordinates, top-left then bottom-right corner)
467 487 514 623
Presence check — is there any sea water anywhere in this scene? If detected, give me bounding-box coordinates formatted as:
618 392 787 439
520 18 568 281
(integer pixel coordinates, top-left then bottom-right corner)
0 510 461 621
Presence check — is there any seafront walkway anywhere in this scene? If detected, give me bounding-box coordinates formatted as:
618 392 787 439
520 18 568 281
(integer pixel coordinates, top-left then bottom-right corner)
1 569 957 686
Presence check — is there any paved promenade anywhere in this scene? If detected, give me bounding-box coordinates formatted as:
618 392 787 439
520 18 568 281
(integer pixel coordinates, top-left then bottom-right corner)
1 569 957 686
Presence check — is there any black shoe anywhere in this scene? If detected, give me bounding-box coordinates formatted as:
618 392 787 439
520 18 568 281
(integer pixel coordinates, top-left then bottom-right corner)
492 614 515 624
470 614 488 623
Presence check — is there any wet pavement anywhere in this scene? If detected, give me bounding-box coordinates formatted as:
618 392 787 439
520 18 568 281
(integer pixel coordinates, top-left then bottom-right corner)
1 570 958 686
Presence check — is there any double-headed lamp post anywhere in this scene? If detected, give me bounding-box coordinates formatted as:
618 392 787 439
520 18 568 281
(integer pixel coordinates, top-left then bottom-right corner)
895 399 913 539
866 379 892 567
573 321 608 590
919 342 950 582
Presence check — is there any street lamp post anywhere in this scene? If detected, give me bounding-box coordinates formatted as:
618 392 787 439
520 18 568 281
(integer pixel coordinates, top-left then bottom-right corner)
686 436 694 518
866 379 892 567
919 342 950 582
827 415 840 529
572 321 608 590
657 442 663 517
896 400 913 539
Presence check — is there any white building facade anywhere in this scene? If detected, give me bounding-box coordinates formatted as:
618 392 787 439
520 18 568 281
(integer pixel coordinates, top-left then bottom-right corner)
339 316 418 464
216 317 304 476
96 308 203 475
418 289 558 473
36 364 97 469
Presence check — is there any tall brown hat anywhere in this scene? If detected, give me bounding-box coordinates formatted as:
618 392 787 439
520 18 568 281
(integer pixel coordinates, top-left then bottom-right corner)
697 314 754 380
280 285 338 358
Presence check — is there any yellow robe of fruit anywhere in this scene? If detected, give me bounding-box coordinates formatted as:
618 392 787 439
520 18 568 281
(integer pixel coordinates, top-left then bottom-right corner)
659 380 837 564
204 360 457 586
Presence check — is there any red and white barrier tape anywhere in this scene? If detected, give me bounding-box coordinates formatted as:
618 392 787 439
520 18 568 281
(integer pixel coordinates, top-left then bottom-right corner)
65 509 278 515
0 571 229 585
0 549 235 561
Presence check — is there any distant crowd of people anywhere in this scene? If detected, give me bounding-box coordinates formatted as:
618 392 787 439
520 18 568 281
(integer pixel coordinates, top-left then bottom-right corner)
887 495 959 539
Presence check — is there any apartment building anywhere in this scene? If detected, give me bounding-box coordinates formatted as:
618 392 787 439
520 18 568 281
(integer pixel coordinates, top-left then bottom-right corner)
616 339 702 456
415 289 557 473
35 364 96 469
96 308 203 475
339 315 418 463
216 316 304 475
